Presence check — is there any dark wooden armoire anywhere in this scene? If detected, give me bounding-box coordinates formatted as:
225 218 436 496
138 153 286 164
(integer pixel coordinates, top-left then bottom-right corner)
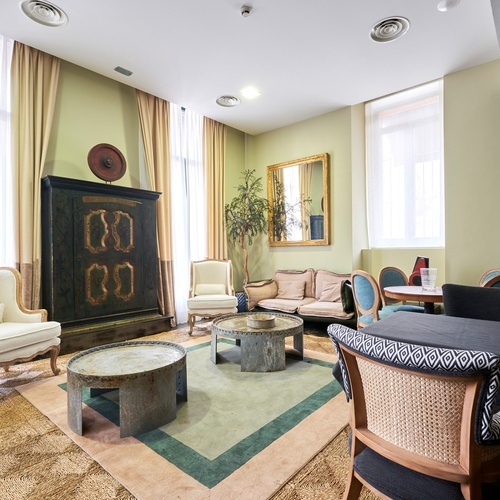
41 175 170 353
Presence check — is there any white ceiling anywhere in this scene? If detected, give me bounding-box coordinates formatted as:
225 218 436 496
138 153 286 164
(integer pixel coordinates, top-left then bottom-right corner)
1 0 499 136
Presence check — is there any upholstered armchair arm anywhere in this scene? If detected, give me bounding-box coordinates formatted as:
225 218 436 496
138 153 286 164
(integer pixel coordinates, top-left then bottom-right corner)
244 279 278 310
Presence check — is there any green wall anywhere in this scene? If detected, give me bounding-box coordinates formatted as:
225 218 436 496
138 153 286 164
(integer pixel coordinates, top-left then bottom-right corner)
444 59 500 285
227 102 445 290
227 107 356 290
45 61 142 188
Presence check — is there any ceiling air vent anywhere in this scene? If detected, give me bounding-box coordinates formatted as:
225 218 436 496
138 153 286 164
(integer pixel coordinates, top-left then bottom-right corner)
370 17 410 43
216 95 240 107
20 1 68 27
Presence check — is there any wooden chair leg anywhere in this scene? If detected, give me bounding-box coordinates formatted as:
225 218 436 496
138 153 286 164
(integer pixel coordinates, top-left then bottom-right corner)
461 479 481 500
344 432 365 499
49 345 61 376
343 470 363 500
188 314 196 334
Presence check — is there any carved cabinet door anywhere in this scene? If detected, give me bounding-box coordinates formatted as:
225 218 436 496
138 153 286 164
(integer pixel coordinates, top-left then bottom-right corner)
73 196 145 319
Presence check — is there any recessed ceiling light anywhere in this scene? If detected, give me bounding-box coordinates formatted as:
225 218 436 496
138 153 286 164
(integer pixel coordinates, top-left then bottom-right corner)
216 95 240 107
437 0 460 12
241 87 261 99
20 0 68 27
240 5 252 17
370 17 410 43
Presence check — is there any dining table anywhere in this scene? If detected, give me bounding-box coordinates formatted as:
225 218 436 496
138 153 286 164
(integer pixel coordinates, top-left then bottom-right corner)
361 311 500 356
384 285 443 314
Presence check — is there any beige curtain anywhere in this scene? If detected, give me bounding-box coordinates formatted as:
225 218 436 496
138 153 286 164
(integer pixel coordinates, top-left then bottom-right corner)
136 90 177 326
203 117 227 259
11 42 60 308
300 162 313 240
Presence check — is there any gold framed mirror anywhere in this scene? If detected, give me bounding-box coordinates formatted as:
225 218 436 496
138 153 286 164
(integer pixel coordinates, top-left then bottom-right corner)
267 153 330 247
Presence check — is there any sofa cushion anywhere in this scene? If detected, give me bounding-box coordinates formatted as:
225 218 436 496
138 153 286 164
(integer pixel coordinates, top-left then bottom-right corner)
315 270 349 299
0 337 61 364
244 279 278 310
187 294 238 310
195 284 226 296
298 301 354 319
275 269 314 298
0 321 61 354
276 280 305 300
318 282 342 302
257 297 316 314
0 303 4 322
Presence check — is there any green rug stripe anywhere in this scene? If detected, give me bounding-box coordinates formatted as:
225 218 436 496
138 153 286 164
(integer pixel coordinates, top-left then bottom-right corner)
59 341 340 489
138 380 340 488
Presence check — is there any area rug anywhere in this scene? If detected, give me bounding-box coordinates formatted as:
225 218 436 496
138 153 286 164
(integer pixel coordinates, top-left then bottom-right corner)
16 335 350 500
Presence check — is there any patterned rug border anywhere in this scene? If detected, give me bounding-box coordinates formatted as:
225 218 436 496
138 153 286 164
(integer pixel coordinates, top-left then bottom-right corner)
16 336 350 500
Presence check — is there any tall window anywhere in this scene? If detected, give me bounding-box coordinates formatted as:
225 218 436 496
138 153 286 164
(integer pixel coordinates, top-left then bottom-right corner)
169 104 205 324
366 80 444 248
0 35 14 266
282 165 302 241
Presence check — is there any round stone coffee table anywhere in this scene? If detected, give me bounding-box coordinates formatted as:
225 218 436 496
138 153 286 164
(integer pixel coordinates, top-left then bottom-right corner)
211 312 304 372
67 340 187 438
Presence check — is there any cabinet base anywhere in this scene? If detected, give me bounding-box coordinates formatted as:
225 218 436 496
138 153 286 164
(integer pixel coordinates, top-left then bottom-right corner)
60 315 173 355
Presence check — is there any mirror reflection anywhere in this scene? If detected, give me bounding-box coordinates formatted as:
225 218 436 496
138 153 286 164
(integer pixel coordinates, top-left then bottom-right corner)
267 153 330 246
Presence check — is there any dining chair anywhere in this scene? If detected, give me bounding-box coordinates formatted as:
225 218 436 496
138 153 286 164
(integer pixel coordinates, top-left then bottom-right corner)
351 270 402 329
378 266 408 305
378 266 425 313
186 259 238 334
442 283 500 322
328 324 500 500
479 268 500 288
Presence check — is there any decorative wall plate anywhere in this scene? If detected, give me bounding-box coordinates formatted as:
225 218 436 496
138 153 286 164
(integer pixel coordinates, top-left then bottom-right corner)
87 143 126 182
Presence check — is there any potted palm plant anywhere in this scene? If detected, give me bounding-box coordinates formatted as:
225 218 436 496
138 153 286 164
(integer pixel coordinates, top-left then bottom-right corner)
225 169 269 285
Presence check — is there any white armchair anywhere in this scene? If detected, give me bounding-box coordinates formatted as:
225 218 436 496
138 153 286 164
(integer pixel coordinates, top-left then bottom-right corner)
0 267 61 375
187 259 238 334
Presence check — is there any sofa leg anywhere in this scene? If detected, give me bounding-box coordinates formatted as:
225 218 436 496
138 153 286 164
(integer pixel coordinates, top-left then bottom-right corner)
50 345 61 376
3 365 9 372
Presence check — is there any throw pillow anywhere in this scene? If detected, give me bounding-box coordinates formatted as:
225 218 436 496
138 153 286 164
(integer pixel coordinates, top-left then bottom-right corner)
0 302 3 322
195 284 226 296
276 280 305 300
274 269 314 298
319 282 342 302
244 280 278 310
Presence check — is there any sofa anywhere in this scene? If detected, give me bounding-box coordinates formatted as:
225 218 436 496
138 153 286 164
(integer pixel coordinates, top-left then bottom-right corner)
243 268 355 324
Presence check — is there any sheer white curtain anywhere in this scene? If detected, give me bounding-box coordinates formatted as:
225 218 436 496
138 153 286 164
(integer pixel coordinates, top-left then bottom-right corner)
169 104 206 324
0 35 14 267
366 80 444 248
